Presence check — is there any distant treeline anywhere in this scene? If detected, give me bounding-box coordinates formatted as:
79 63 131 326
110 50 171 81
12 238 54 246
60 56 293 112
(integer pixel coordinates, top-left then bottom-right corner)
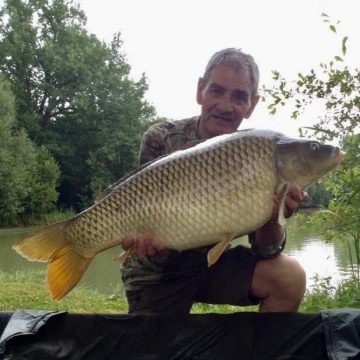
0 0 165 224
300 182 333 209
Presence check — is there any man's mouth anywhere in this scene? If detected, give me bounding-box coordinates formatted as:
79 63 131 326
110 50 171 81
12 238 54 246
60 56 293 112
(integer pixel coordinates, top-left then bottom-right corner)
212 115 232 122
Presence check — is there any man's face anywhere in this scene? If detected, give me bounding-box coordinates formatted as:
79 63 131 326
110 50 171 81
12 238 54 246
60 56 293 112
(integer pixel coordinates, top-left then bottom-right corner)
197 63 260 139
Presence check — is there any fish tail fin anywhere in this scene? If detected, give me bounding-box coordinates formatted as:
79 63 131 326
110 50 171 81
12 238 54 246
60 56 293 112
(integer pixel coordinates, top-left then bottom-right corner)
12 219 93 301
46 244 93 301
13 220 72 261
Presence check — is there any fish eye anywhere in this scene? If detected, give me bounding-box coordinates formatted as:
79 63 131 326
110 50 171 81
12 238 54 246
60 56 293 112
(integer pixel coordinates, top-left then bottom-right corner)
311 142 320 151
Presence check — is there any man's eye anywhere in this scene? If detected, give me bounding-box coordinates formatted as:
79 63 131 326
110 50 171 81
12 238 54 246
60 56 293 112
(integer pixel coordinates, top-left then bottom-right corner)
211 89 221 95
234 94 246 102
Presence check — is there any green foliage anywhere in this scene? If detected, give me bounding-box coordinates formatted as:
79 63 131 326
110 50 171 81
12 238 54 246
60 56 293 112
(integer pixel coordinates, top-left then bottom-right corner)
2 208 75 227
300 181 332 209
25 145 60 212
301 275 360 312
301 276 337 312
0 74 60 220
0 0 158 210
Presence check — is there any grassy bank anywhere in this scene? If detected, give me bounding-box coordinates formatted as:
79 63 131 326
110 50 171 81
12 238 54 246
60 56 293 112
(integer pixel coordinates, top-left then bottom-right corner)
0 270 129 313
0 269 254 314
0 209 76 228
1 269 360 314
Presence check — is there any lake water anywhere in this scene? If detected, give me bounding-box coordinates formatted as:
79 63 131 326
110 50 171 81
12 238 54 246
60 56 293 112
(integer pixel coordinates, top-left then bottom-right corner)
0 218 354 295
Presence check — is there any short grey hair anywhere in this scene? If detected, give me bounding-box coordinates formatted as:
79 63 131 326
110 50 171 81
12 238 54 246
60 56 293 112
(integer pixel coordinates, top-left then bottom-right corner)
202 48 260 98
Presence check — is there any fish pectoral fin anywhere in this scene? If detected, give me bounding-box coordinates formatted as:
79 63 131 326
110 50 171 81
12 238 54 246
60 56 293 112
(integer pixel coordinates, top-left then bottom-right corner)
113 247 136 262
207 233 236 267
275 183 289 226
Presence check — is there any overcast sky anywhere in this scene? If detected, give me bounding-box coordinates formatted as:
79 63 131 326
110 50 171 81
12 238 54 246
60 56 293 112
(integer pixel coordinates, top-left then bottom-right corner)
79 0 360 137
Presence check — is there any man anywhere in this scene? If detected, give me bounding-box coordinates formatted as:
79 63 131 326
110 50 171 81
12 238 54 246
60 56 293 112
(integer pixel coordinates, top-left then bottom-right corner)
121 48 307 315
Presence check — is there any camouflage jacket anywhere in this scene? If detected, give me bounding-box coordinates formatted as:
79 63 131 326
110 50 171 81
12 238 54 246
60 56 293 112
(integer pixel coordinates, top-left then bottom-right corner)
121 116 212 290
138 116 202 165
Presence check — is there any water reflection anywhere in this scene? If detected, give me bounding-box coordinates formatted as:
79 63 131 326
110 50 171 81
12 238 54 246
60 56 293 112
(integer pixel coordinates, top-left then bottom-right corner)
288 239 345 287
285 216 354 289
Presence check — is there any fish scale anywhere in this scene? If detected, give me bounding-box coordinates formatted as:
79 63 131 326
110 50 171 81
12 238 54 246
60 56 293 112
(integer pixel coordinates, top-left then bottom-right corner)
12 128 345 300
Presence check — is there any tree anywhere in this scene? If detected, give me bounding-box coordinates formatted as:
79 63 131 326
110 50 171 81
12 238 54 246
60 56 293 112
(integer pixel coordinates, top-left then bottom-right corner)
0 0 158 210
301 182 332 209
263 14 360 280
0 74 60 221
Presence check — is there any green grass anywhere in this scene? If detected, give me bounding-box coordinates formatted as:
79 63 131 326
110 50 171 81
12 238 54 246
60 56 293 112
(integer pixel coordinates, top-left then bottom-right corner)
0 269 257 314
191 303 259 313
1 269 360 314
0 269 129 313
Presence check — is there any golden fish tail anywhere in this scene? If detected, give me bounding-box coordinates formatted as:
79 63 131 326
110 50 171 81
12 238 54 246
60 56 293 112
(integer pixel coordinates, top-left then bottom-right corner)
12 220 93 301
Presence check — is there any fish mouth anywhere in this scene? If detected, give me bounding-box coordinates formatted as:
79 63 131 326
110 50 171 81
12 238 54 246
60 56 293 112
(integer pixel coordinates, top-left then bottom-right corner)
336 149 346 164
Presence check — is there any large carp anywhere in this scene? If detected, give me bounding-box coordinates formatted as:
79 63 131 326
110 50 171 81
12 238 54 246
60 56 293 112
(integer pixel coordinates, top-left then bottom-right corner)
13 129 345 300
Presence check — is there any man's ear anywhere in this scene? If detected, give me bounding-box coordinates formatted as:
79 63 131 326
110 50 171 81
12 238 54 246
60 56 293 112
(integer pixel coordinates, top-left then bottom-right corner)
245 94 260 119
196 77 203 105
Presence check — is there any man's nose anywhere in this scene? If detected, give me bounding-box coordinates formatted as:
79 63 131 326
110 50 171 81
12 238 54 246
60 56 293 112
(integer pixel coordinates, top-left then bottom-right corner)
216 96 233 113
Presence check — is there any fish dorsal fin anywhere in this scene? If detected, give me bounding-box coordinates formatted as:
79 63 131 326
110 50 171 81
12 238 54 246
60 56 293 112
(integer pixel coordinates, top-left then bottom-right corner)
275 183 289 226
207 233 236 267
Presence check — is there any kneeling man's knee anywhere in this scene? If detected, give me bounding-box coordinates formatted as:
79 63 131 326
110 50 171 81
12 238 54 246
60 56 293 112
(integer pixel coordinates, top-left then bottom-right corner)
251 254 306 312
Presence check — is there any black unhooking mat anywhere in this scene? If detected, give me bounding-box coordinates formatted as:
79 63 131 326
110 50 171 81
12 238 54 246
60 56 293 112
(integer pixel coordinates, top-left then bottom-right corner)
0 308 359 359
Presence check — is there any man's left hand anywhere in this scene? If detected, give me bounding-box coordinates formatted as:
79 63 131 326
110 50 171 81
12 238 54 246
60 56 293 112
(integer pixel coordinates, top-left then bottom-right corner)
273 185 309 220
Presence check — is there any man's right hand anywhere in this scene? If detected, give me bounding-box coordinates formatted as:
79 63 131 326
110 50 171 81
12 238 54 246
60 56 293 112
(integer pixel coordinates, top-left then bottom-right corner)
122 233 166 259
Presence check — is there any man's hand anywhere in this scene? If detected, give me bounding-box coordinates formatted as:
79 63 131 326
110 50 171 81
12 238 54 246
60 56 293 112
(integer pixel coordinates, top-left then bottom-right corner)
254 186 308 250
273 185 309 220
122 233 166 259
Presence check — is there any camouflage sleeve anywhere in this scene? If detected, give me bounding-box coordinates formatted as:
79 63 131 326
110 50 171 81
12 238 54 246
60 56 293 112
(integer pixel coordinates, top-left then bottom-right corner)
139 126 166 166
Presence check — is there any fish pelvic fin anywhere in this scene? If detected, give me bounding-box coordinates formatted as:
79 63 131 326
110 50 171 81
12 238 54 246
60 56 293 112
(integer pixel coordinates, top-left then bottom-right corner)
113 247 136 262
207 233 236 267
46 244 93 301
12 219 93 301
